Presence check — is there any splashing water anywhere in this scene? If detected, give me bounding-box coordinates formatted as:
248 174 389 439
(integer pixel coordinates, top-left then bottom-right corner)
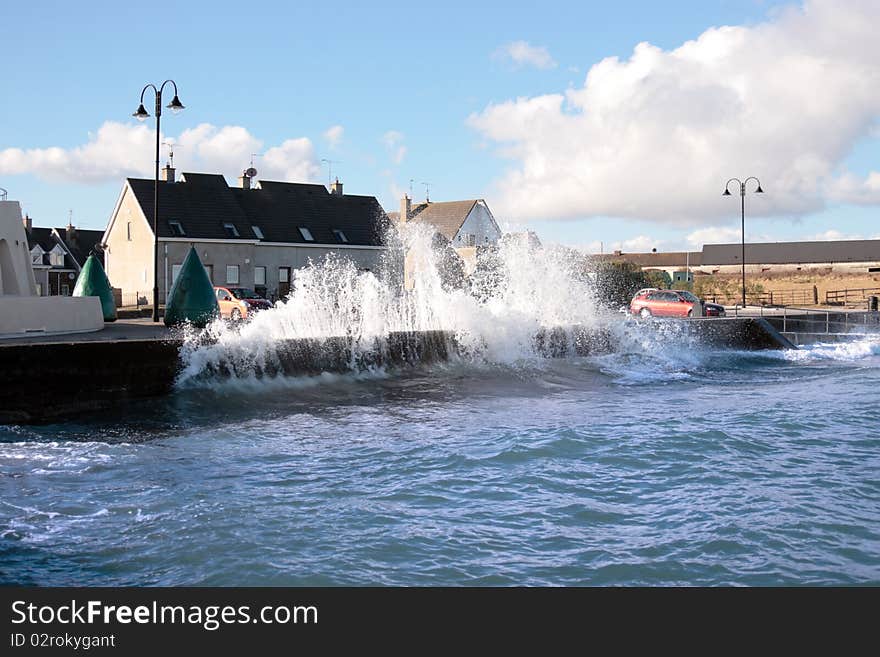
177 224 611 384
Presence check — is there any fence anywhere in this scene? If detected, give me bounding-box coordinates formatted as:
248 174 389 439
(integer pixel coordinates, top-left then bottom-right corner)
703 288 817 307
117 290 151 309
825 287 880 307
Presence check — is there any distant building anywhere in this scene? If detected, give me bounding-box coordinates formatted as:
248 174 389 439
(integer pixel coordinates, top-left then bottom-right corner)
590 239 880 278
391 195 502 284
23 216 104 296
700 239 880 274
102 170 389 305
590 250 700 282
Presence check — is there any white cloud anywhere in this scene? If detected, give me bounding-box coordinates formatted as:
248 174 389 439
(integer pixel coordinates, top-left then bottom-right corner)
493 41 557 70
470 0 880 226
804 229 864 241
0 121 321 185
826 171 880 205
686 226 743 247
323 125 344 148
383 130 407 164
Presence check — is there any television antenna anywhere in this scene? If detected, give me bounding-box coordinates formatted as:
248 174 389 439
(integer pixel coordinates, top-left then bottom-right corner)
321 158 342 187
421 181 432 202
162 141 177 168
0 187 7 201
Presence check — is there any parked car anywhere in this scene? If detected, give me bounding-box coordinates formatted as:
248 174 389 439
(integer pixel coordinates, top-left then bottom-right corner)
630 289 725 318
213 286 273 320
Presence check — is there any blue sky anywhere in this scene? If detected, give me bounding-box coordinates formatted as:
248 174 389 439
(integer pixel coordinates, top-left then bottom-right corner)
2 0 878 251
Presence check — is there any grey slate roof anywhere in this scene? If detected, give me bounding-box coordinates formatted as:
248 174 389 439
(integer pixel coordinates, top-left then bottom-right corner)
25 227 57 254
591 251 702 267
54 228 105 266
127 173 388 245
702 240 880 265
408 200 477 240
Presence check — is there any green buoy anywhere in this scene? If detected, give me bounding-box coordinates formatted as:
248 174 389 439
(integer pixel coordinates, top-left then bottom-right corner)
73 254 117 322
164 246 219 327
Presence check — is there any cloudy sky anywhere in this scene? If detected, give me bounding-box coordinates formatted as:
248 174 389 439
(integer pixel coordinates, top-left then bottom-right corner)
1 0 878 251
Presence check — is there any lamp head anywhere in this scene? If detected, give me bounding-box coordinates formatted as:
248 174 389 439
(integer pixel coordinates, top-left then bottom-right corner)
132 103 150 121
722 188 732 196
755 184 764 194
166 95 185 114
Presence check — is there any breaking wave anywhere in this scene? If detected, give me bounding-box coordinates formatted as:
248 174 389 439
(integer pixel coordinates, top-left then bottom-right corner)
177 224 611 384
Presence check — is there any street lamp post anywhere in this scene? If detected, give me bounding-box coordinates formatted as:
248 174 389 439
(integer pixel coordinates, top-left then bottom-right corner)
133 81 185 322
723 177 763 307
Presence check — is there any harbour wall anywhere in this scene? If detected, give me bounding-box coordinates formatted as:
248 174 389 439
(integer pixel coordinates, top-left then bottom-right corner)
0 317 792 424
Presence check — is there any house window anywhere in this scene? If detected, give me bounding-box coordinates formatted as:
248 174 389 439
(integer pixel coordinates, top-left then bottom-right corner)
168 221 185 236
252 226 265 239
127 221 132 241
466 234 476 247
279 267 289 283
171 264 182 284
223 223 240 238
332 229 349 244
298 227 314 242
50 252 65 266
254 266 266 285
32 251 42 265
226 265 240 284
61 284 69 296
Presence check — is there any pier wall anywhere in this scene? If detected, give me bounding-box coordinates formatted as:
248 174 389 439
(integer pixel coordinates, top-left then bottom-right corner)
0 317 792 424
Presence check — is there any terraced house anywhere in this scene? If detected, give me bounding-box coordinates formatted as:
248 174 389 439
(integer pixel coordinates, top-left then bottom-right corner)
102 168 389 305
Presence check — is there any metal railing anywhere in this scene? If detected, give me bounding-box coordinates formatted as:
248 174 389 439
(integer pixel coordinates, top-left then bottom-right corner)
825 287 880 306
118 291 150 308
751 305 880 334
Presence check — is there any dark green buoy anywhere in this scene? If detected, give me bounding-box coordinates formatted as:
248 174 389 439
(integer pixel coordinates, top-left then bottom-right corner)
164 246 219 327
73 254 117 322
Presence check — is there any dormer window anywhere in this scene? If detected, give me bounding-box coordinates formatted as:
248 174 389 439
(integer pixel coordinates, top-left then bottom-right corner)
223 223 240 238
332 229 348 244
168 220 185 236
49 251 65 267
252 225 264 239
298 227 314 242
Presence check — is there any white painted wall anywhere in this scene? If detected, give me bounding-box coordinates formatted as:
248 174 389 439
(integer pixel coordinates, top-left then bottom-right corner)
0 201 38 296
452 201 501 247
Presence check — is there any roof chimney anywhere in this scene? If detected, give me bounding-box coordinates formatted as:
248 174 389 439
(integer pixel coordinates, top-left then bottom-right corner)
399 194 411 223
22 213 32 233
238 169 252 190
329 178 343 196
162 164 176 183
66 222 77 246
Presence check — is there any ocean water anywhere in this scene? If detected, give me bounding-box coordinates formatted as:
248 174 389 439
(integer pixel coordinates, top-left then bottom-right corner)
2 231 879 586
2 337 879 586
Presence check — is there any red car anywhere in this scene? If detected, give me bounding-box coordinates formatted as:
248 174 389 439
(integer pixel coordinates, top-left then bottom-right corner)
630 289 725 318
214 286 273 321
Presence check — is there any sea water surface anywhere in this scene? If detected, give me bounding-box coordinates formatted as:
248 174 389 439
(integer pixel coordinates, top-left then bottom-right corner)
2 336 879 586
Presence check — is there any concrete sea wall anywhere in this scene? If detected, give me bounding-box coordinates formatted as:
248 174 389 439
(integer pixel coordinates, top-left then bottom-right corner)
0 317 792 424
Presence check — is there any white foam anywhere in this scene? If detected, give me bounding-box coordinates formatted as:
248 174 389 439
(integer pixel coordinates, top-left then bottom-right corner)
177 225 607 384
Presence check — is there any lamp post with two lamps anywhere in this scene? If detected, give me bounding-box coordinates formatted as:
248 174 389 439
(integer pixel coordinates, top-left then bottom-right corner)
132 80 185 322
723 177 763 308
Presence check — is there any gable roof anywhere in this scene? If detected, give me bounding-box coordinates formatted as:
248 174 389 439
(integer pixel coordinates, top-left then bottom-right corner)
702 239 880 265
124 173 388 246
55 227 105 267
408 200 478 240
